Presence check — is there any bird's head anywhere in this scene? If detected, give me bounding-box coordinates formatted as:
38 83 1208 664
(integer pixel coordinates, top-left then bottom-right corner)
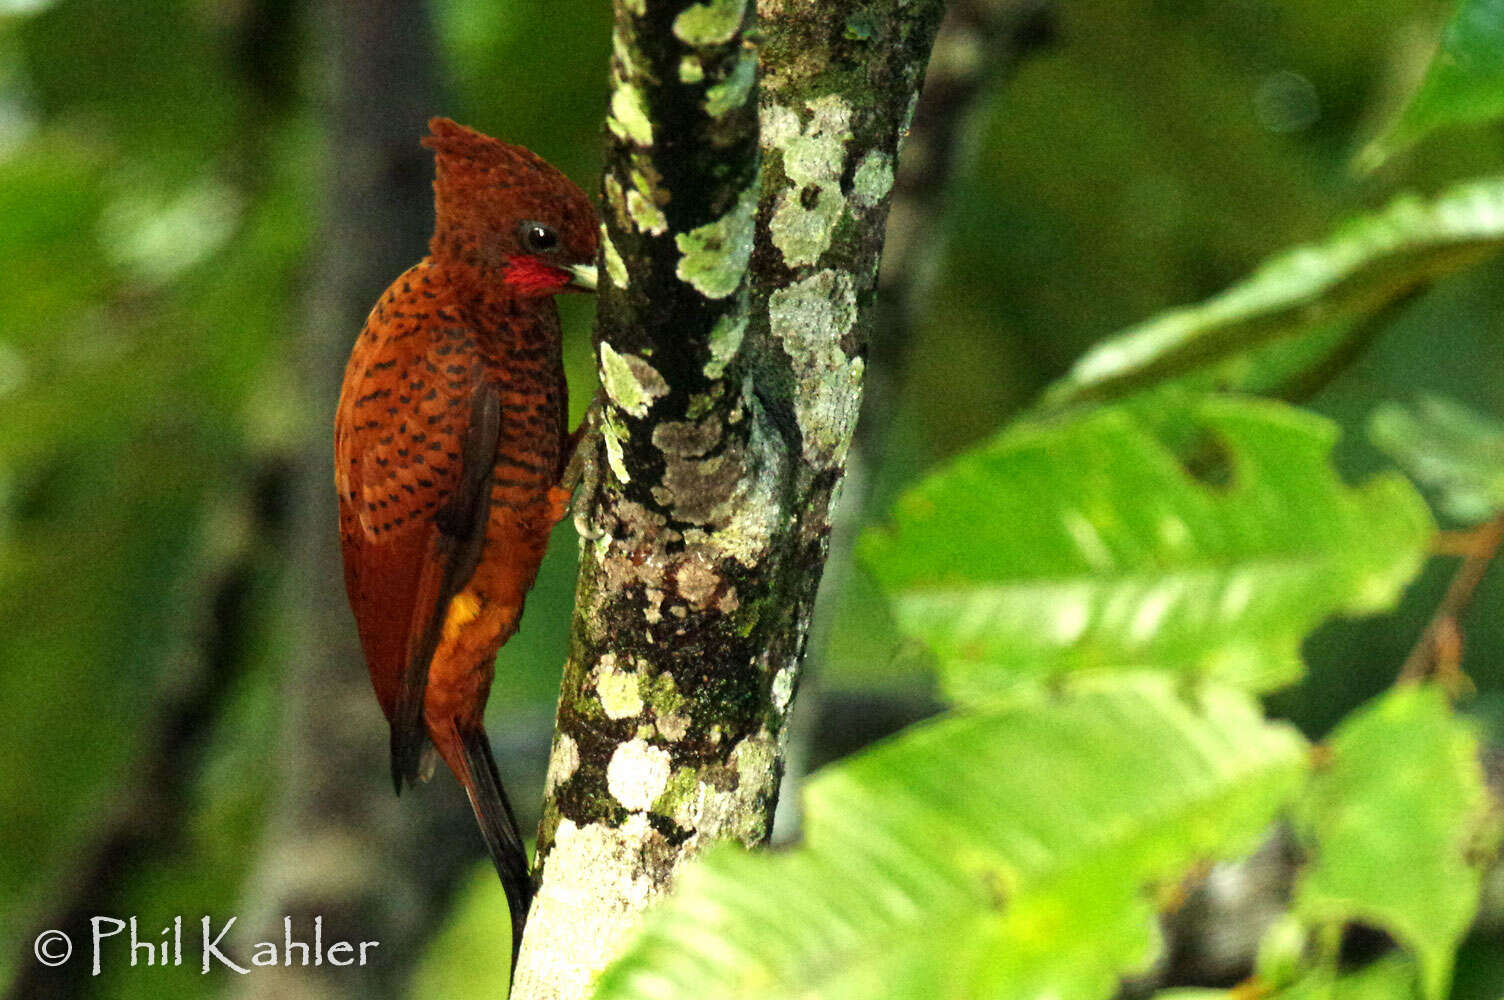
422 117 599 297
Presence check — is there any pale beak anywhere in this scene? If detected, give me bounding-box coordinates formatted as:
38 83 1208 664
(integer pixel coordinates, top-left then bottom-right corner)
566 263 598 291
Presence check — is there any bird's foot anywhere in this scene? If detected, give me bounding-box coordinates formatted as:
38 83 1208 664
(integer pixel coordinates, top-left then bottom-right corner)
561 397 607 540
419 744 439 783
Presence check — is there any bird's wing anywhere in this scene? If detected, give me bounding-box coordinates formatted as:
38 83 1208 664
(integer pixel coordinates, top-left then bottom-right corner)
335 324 500 791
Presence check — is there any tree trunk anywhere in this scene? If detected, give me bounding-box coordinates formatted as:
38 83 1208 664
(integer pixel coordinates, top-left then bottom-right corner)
511 1 943 996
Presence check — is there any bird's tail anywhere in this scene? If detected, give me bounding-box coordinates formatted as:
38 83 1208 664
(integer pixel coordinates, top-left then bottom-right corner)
454 723 534 971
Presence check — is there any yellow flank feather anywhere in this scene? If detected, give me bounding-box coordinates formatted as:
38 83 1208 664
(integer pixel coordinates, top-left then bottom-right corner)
442 590 483 641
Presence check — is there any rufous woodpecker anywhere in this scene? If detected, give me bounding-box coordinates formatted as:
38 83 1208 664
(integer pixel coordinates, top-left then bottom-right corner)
334 117 598 963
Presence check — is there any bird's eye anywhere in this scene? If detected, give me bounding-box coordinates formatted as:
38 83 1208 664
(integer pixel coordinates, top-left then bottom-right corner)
519 222 559 254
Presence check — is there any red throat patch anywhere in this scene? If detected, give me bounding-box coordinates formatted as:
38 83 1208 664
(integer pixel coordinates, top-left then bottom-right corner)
502 255 571 296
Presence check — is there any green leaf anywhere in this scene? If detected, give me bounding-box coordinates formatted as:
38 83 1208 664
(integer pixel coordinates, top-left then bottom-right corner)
1295 685 1495 1000
1161 955 1422 1000
1039 179 1504 411
1370 396 1504 524
594 678 1307 1000
860 396 1433 701
1274 957 1422 1000
1361 0 1504 169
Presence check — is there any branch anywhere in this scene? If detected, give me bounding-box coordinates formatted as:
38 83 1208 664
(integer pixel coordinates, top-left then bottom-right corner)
1398 513 1504 687
870 0 1056 394
512 0 943 996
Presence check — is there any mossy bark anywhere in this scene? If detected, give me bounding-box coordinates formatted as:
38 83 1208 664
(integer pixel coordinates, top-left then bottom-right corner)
511 1 943 996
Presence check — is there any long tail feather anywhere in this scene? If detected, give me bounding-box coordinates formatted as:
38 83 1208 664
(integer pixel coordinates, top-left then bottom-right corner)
455 724 533 971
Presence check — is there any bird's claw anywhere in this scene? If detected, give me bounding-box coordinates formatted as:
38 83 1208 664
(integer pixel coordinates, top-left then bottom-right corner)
562 398 608 541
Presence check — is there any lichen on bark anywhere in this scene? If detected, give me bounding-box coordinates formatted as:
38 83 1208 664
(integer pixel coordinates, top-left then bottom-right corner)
511 0 943 996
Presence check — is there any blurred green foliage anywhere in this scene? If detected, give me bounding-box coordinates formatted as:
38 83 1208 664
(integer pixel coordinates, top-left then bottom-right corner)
0 0 310 989
597 678 1309 1000
825 0 1504 730
1361 0 1504 168
1371 395 1504 523
860 398 1433 698
2 0 1503 997
1295 685 1493 1000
